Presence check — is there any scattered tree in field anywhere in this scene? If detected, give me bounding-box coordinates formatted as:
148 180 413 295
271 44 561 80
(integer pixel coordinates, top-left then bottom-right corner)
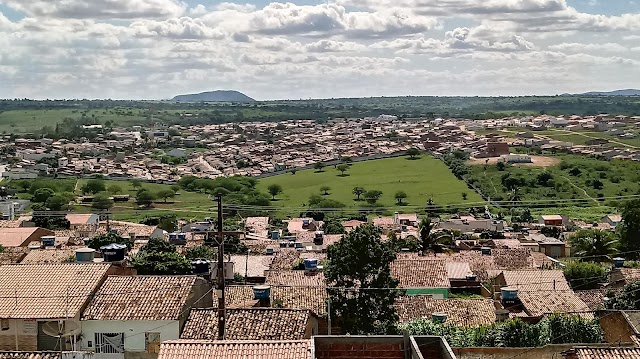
496 161 506 171
45 195 68 211
352 187 365 201
82 179 106 195
364 190 383 204
394 191 407 205
170 185 181 194
419 218 451 255
619 199 640 257
130 179 142 190
291 169 297 175
406 148 420 159
569 229 619 260
132 238 192 275
267 184 283 200
320 186 331 195
32 188 54 203
314 162 326 172
336 164 349 176
92 192 114 211
107 184 122 194
325 224 399 334
136 190 155 208
462 192 468 200
156 189 176 202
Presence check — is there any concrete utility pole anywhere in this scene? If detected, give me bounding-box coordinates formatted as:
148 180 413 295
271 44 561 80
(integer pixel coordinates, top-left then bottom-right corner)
216 193 225 340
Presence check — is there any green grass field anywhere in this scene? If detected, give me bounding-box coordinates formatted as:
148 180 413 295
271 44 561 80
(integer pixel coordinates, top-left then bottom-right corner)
257 156 484 210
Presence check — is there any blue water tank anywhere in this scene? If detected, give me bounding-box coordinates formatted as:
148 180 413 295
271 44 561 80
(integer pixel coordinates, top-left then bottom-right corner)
253 285 271 300
613 257 625 268
501 287 519 300
304 258 318 270
82 238 91 246
100 243 127 262
41 236 55 247
266 248 274 255
432 313 447 323
271 231 280 240
177 233 187 240
481 247 492 255
169 232 178 241
295 242 303 249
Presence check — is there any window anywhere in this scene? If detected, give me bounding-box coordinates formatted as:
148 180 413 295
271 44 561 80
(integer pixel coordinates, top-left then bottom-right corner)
145 332 161 353
1 320 8 331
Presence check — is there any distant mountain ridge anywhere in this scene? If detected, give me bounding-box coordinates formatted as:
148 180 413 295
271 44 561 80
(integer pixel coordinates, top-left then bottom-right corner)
171 90 255 103
577 89 640 96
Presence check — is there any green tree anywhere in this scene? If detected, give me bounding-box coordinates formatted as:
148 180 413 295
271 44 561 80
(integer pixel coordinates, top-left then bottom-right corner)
32 188 54 203
107 184 122 194
156 189 176 203
323 219 346 235
320 186 331 195
314 162 325 172
419 218 451 255
619 199 640 257
185 245 217 260
142 237 176 254
170 184 181 194
267 184 283 200
568 229 619 260
130 179 142 190
406 147 420 159
563 261 606 290
45 195 68 211
136 190 155 208
462 192 468 200
337 164 349 176
92 192 114 211
132 251 192 275
606 281 640 310
325 224 399 334
352 187 365 201
496 161 506 171
394 191 407 205
88 232 133 250
82 179 106 195
364 190 382 205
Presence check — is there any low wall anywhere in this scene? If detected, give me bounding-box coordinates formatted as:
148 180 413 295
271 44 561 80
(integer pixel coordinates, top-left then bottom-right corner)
454 343 635 359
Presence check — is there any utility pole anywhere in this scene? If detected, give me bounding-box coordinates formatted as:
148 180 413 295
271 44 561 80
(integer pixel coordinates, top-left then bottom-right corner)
216 193 225 340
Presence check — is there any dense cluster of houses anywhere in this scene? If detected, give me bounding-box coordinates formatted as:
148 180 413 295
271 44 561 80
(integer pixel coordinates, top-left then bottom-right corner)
0 209 638 359
2 113 639 182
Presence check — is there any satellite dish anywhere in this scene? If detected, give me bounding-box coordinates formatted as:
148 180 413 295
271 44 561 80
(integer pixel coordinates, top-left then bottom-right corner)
41 321 81 338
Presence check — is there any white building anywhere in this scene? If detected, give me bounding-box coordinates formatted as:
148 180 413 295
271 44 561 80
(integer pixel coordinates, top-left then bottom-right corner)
80 276 212 359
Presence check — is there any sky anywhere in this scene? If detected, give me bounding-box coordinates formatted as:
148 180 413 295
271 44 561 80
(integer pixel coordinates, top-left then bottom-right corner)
0 0 639 100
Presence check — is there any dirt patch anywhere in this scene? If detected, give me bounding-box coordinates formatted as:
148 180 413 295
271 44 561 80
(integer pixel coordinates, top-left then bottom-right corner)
467 155 561 168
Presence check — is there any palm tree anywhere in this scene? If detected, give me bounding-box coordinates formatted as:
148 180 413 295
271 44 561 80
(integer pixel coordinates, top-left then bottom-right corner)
509 187 522 204
569 229 619 260
418 218 452 256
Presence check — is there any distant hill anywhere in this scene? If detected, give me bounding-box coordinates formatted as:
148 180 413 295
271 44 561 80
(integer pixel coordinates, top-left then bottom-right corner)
578 89 640 96
171 90 255 103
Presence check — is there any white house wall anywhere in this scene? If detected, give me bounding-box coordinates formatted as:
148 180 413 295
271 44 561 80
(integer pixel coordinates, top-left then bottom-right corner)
80 320 179 353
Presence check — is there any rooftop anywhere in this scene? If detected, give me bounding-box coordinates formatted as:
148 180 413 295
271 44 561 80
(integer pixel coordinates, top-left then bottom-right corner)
499 269 571 292
391 260 449 288
0 228 50 247
517 291 592 318
563 347 640 359
396 296 496 326
20 249 78 264
83 275 198 321
157 340 312 359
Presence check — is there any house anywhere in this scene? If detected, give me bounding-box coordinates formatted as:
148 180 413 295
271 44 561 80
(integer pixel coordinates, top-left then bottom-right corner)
391 260 450 298
65 214 99 229
437 219 504 232
341 220 365 232
500 154 532 164
538 215 568 226
158 340 312 359
0 227 54 248
602 214 622 227
395 295 496 326
486 142 509 157
20 249 79 264
80 275 212 359
166 149 187 158
181 308 319 340
0 263 112 351
287 218 321 233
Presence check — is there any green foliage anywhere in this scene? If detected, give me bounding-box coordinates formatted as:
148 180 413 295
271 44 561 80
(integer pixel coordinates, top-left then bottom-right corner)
0 244 4 253
511 208 534 223
314 162 326 172
364 190 382 204
92 192 114 211
141 214 178 232
170 185 181 194
185 245 217 260
389 233 420 252
45 195 68 211
32 188 54 203
394 191 407 204
336 164 349 176
619 199 640 258
563 261 606 290
107 184 122 194
323 219 346 235
156 189 176 202
320 186 331 195
30 216 70 230
352 186 365 200
88 232 133 250
132 251 192 275
82 179 106 195
136 190 155 208
400 314 602 348
221 235 248 254
568 229 619 259
541 226 563 239
130 179 142 189
496 162 506 171
606 281 640 310
406 148 420 159
325 224 399 334
419 218 451 254
267 184 283 200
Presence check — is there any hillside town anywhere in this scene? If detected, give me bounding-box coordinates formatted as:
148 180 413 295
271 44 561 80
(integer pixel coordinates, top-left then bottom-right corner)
2 113 640 181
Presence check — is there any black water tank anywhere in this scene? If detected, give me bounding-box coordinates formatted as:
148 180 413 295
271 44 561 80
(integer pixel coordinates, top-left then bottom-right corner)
100 243 127 262
191 260 211 275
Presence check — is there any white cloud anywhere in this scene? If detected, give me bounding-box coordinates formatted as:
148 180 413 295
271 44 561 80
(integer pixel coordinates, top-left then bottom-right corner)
0 0 187 19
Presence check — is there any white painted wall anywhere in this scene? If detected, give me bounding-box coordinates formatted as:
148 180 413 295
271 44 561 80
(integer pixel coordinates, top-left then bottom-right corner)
80 320 179 352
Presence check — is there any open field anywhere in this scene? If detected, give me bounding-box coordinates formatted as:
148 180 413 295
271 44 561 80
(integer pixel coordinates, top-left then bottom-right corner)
468 156 560 168
257 156 484 210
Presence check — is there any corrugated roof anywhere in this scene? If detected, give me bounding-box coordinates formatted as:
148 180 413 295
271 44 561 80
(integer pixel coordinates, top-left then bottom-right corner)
181 308 311 340
231 255 273 278
446 262 473 279
83 275 198 321
517 291 592 318
500 269 571 292
266 270 325 287
158 340 312 359
396 296 496 326
391 260 449 288
0 263 111 319
566 347 640 359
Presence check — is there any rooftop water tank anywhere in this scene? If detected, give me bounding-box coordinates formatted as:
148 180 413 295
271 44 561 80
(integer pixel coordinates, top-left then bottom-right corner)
432 313 447 323
279 241 287 248
465 274 477 282
100 243 127 262
41 236 55 247
253 285 271 300
501 287 519 300
168 232 178 241
266 248 274 255
481 247 492 255
177 233 187 240
495 309 510 322
191 260 210 275
613 257 625 268
271 231 280 240
75 248 95 262
304 258 318 271
295 242 303 249
82 238 91 246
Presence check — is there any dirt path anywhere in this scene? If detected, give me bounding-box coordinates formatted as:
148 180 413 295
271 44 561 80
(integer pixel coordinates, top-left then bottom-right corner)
560 175 599 205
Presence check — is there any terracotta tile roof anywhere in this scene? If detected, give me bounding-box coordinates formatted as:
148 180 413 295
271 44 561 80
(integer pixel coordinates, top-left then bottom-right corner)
0 221 23 229
266 271 325 287
564 347 640 359
517 291 593 318
500 269 571 292
446 262 473 279
618 268 640 283
391 260 449 288
219 286 328 316
83 275 198 320
0 228 50 247
396 295 496 326
0 263 111 319
245 217 269 230
0 247 29 265
575 289 620 310
231 255 273 277
65 214 96 225
372 217 395 228
270 249 300 270
20 249 78 264
158 340 312 359
0 352 60 359
182 308 311 340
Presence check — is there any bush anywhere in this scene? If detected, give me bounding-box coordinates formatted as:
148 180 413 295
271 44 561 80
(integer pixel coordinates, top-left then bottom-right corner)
563 261 606 290
88 232 133 250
